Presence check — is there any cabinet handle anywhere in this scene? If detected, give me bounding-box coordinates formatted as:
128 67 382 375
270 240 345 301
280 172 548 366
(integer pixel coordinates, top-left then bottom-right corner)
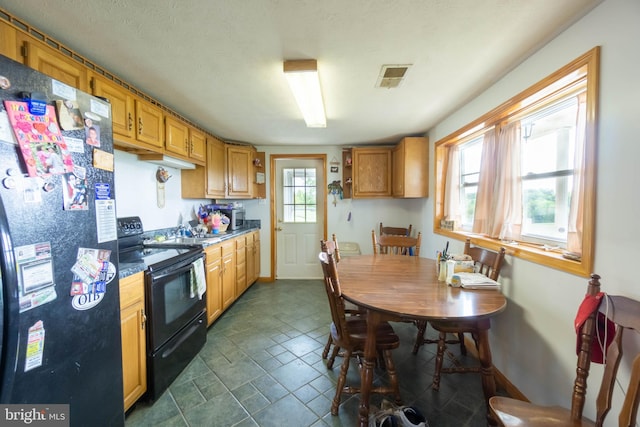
138 117 143 134
128 113 133 131
141 309 146 330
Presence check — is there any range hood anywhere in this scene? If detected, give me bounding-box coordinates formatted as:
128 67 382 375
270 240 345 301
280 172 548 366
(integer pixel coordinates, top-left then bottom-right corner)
137 154 196 170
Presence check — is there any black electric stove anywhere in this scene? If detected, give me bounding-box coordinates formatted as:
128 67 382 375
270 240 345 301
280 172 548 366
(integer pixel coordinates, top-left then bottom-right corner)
117 216 202 272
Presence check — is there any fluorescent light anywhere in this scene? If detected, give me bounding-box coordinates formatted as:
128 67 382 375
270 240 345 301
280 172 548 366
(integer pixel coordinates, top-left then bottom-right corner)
283 60 326 128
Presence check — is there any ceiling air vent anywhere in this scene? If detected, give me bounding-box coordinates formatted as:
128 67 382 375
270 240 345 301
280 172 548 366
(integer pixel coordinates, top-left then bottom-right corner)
376 64 412 88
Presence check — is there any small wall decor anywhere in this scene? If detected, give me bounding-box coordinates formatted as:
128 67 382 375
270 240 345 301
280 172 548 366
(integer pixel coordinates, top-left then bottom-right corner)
328 180 343 207
330 156 340 173
155 167 171 208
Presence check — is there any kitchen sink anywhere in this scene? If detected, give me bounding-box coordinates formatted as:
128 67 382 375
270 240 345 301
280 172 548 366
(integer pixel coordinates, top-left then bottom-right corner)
153 236 222 246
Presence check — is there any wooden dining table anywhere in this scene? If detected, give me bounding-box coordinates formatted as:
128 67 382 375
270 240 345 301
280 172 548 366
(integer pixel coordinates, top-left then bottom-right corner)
337 254 507 427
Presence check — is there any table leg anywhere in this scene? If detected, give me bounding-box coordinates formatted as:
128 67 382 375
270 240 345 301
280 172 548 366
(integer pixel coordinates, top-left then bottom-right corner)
476 324 497 425
358 309 380 427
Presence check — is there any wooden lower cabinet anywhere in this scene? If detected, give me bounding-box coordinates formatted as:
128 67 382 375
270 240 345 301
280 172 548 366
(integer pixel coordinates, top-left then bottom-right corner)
119 272 146 411
204 231 260 327
246 231 260 285
235 237 247 296
204 245 223 326
221 240 236 309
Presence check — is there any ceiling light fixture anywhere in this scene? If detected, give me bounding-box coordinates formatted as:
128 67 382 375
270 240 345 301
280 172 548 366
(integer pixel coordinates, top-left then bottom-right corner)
283 59 326 128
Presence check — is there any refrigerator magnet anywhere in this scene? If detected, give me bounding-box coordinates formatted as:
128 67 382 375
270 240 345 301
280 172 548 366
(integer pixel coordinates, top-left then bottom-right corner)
25 320 46 372
92 148 113 171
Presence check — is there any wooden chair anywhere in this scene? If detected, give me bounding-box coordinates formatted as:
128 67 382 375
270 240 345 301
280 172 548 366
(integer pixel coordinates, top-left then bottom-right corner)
490 273 640 427
321 234 361 362
372 230 422 256
379 222 412 237
319 239 402 415
413 238 506 391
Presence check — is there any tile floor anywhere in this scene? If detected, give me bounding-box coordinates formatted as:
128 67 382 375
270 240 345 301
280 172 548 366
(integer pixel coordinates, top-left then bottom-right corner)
125 280 501 427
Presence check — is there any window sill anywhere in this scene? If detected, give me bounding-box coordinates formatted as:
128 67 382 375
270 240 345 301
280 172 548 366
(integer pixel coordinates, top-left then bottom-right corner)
434 229 591 277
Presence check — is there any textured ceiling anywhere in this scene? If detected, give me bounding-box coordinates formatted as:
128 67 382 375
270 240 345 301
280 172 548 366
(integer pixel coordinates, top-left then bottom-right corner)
1 1 601 146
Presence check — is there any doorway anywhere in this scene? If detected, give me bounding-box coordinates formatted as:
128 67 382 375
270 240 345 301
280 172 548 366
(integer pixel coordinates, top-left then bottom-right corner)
270 155 326 279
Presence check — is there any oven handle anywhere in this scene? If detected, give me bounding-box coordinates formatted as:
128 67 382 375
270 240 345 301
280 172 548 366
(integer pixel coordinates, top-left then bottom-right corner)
152 262 194 283
161 316 204 359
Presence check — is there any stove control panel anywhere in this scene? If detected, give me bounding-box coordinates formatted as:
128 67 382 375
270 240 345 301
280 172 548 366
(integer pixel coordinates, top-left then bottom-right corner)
117 216 143 238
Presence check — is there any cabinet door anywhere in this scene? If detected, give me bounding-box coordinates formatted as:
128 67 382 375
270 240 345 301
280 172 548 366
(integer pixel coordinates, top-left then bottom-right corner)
252 231 260 284
221 241 236 309
165 115 189 157
91 74 135 140
0 21 19 61
392 137 428 198
22 40 87 91
235 237 246 296
119 273 146 411
205 247 223 326
246 234 255 287
207 137 226 198
392 143 405 197
353 148 392 198
190 128 207 163
135 99 163 149
226 145 253 198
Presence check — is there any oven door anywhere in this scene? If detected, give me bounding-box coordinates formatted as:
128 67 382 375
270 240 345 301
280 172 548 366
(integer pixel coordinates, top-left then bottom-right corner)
146 253 206 350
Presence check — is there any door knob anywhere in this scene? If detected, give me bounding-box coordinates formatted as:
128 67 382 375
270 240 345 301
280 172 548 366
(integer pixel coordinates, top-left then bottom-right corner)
276 226 283 231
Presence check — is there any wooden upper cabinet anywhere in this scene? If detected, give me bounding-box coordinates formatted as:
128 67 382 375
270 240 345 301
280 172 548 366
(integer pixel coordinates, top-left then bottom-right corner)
392 136 429 198
189 128 206 163
91 73 135 140
352 147 392 198
91 72 163 152
0 21 19 61
207 137 226 198
165 115 206 165
135 99 163 149
21 39 87 91
181 135 226 199
226 145 255 199
165 115 189 157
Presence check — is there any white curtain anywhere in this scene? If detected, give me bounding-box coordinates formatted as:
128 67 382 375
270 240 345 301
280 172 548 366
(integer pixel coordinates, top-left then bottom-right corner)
495 121 522 241
472 128 496 234
443 145 460 224
567 93 587 254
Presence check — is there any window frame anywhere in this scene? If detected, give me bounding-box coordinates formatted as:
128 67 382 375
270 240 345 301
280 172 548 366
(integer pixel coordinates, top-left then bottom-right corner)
433 47 599 277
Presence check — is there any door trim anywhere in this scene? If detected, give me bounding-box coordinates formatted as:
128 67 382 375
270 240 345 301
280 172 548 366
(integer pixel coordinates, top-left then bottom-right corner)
269 154 327 281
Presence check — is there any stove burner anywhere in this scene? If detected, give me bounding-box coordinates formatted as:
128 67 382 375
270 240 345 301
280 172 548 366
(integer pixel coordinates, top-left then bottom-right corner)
117 216 203 271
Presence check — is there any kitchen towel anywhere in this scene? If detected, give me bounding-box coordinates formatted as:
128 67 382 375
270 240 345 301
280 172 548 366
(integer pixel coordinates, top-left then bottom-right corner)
190 257 206 300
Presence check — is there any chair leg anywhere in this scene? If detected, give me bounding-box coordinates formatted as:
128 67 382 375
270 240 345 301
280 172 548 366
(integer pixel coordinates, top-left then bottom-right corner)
382 349 402 406
412 320 428 354
322 333 333 359
458 332 467 355
327 343 340 370
332 349 352 415
432 331 447 391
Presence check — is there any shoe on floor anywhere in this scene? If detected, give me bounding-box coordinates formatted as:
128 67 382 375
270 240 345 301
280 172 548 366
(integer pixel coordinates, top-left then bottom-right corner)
380 399 429 427
368 405 398 427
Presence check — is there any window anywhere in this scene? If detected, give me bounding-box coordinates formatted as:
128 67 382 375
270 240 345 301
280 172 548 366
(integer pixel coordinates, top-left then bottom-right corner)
434 47 599 277
282 167 317 223
459 137 483 230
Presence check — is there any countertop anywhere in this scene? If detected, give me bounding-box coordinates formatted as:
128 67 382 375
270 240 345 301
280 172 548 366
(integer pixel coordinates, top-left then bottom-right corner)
118 226 260 279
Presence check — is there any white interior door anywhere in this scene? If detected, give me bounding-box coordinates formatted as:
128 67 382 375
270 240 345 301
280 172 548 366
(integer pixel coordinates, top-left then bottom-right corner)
275 158 325 279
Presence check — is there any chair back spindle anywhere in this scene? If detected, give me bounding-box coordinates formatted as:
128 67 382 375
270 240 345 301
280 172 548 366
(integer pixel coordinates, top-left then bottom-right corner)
372 230 421 256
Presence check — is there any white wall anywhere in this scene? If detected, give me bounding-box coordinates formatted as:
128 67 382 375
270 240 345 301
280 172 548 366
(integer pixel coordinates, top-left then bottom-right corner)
248 145 425 277
113 150 210 231
424 0 640 422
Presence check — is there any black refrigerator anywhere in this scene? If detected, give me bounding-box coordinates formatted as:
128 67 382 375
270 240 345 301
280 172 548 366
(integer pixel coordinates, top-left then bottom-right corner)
0 55 124 425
